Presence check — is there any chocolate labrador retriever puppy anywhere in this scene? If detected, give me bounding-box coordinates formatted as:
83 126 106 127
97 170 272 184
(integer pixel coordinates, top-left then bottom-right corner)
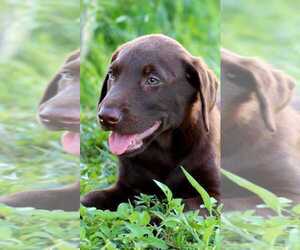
81 34 220 211
0 51 80 211
221 49 300 210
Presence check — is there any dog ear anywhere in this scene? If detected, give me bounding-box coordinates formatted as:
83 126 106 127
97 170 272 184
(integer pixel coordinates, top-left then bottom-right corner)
99 74 109 106
39 72 60 105
185 57 218 132
39 50 80 106
98 50 120 107
239 58 295 132
65 50 80 63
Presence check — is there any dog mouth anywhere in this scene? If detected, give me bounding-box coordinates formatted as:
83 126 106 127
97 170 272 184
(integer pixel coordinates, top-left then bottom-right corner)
61 131 80 156
108 121 161 156
39 117 80 132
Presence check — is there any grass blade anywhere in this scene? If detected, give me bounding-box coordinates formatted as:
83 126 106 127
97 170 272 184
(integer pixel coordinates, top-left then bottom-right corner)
181 167 213 215
221 169 282 215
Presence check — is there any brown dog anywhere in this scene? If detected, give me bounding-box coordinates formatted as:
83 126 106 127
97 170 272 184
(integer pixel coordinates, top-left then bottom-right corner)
221 49 300 210
291 95 300 111
0 51 80 211
39 50 80 155
81 34 220 211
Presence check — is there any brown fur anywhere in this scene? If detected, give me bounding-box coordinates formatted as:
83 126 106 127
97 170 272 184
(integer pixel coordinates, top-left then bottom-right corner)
221 49 300 211
291 95 300 112
81 34 220 211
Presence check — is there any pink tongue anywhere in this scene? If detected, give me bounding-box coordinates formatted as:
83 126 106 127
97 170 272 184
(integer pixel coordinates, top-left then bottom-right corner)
61 132 80 155
108 132 136 155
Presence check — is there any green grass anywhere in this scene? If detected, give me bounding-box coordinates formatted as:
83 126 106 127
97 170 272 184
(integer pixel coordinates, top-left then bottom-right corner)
81 180 221 250
222 0 300 87
0 1 79 248
80 0 300 249
0 205 79 249
80 124 300 249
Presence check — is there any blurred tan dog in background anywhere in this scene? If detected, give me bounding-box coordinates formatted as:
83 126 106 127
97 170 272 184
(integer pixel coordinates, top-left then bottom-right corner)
221 49 300 211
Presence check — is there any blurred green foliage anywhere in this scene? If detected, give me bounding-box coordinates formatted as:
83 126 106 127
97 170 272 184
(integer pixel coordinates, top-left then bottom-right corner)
0 0 79 193
0 0 79 248
222 0 300 86
0 205 79 249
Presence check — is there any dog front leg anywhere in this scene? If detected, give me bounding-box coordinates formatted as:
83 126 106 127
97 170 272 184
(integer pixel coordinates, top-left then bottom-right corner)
81 182 136 210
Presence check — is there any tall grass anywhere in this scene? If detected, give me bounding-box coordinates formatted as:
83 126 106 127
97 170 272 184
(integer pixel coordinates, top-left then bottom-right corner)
0 1 80 248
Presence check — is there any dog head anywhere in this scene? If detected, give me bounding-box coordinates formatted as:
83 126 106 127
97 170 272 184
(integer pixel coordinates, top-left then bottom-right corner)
38 50 80 132
98 34 218 156
221 48 295 132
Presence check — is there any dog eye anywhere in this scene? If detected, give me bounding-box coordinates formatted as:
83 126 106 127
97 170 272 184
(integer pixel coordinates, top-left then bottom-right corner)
145 76 161 86
226 72 236 80
108 69 116 81
61 72 73 81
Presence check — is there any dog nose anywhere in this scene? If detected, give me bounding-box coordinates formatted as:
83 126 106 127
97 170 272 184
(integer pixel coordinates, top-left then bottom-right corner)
98 107 121 127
